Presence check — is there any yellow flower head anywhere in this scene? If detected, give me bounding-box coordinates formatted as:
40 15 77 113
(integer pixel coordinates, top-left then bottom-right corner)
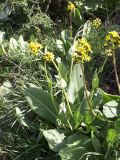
43 51 54 62
29 42 43 55
67 2 75 11
92 18 102 28
73 52 81 62
105 49 113 57
105 31 120 49
105 31 119 40
73 38 91 62
77 38 92 52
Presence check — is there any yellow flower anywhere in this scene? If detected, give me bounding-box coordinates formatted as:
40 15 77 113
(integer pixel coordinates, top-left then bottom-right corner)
73 52 81 62
105 31 119 42
77 38 92 52
43 51 54 62
29 42 43 55
105 49 113 56
109 31 119 38
67 2 75 11
73 38 92 63
105 31 120 49
83 54 91 61
105 35 111 41
92 18 102 28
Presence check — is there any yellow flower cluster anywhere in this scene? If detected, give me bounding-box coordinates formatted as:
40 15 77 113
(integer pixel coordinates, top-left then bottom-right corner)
43 51 54 62
92 18 102 28
67 2 75 11
29 42 43 55
105 31 120 50
104 49 113 57
73 38 91 62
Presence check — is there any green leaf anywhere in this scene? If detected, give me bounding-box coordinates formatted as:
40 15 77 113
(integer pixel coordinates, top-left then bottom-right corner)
92 89 103 109
79 96 95 126
58 61 68 83
58 103 69 126
56 40 64 52
9 37 19 50
82 20 92 38
91 132 102 153
73 110 81 129
67 64 84 104
59 133 94 160
103 100 120 118
60 146 86 160
61 30 72 43
106 128 117 147
72 8 83 26
92 116 108 129
25 88 58 124
92 70 99 90
80 97 89 114
30 34 36 41
55 75 67 89
43 129 66 152
18 35 27 51
100 89 120 104
115 118 120 134
84 111 95 125
65 41 71 53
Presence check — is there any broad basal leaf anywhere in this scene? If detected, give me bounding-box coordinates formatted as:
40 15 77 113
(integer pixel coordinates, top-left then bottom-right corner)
59 133 94 160
25 88 58 124
43 129 66 152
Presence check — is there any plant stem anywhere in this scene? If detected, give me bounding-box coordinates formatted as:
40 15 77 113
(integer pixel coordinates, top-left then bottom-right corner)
63 89 73 117
52 61 74 118
69 58 73 80
81 64 93 114
112 51 120 94
44 62 51 90
44 62 58 114
98 56 107 74
104 146 110 159
69 12 72 33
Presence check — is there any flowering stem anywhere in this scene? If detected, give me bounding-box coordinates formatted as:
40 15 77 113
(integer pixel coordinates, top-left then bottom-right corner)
81 64 94 114
69 58 73 80
112 51 120 94
98 56 108 74
69 12 72 33
44 62 58 114
52 61 74 119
